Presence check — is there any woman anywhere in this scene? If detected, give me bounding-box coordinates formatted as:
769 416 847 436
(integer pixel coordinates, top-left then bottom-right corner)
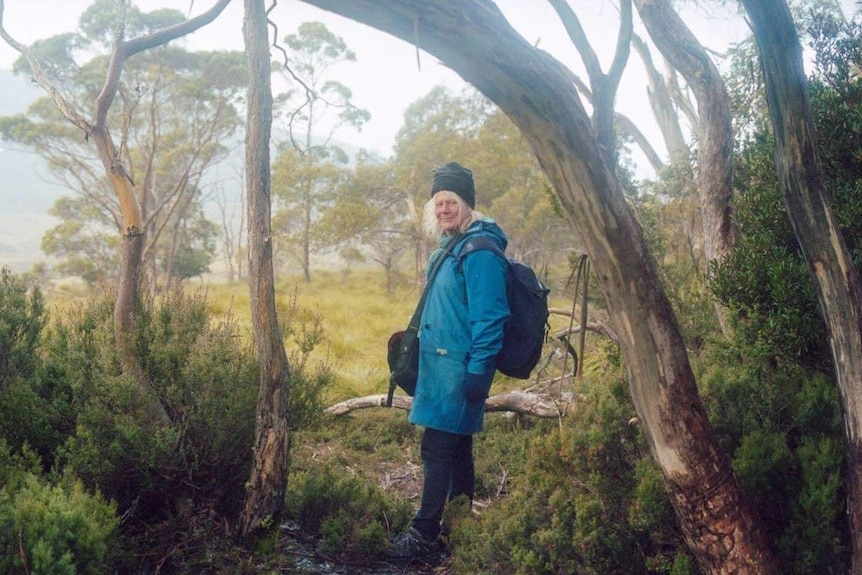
385 162 510 560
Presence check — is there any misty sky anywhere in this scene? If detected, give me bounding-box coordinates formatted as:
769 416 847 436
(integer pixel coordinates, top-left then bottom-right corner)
0 0 758 166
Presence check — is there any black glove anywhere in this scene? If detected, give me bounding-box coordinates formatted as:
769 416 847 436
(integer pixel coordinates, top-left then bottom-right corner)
463 371 494 401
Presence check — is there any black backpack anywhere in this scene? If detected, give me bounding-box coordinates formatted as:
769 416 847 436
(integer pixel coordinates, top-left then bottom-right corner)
458 237 550 379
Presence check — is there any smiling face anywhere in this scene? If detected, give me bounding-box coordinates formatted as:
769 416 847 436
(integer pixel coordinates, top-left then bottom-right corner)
434 191 467 234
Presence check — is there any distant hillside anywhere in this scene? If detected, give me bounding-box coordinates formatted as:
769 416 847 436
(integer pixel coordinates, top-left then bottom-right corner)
0 68 41 116
0 69 63 273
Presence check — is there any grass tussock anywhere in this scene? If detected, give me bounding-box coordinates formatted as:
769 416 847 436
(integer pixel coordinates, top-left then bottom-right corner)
206 269 424 402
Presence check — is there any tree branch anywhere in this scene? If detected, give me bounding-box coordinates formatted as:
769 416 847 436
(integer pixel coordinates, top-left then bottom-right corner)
124 0 233 58
0 0 93 133
96 0 233 131
547 311 620 345
325 391 579 418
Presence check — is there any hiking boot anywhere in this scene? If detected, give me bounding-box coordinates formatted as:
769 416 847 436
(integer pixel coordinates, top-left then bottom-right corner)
382 526 441 560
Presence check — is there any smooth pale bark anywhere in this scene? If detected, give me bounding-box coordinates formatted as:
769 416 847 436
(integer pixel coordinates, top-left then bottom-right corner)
548 0 632 164
0 0 231 424
634 0 736 265
631 34 690 170
299 1 779 572
742 1 862 571
615 112 665 173
239 0 292 538
563 68 664 173
561 66 666 174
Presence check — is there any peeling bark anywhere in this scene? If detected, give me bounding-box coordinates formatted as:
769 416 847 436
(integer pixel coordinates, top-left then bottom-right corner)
238 0 292 539
743 0 862 570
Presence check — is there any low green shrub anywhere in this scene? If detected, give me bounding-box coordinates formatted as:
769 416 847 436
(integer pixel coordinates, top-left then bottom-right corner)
0 470 117 575
284 464 413 559
44 288 258 521
698 338 848 574
0 266 44 385
0 267 63 464
449 377 689 575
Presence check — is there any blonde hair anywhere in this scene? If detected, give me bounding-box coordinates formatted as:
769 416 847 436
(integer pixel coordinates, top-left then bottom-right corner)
422 191 483 239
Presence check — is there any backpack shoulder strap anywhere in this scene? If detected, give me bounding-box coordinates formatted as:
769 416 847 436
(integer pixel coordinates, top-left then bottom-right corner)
457 236 506 269
406 233 465 329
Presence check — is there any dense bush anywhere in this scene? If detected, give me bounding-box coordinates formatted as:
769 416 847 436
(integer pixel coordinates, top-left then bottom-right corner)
0 267 44 384
703 14 860 572
709 136 829 370
712 11 862 373
284 463 414 559
448 378 693 575
697 341 847 573
0 441 117 575
0 268 342 571
0 268 63 463
42 287 260 522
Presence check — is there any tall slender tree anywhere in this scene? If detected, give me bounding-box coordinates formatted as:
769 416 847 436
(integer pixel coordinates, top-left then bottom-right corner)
270 21 369 282
239 0 292 538
633 0 736 334
743 0 862 570
0 36 244 289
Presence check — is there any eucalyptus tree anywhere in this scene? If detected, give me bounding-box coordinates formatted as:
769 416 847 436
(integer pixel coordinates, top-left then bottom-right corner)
317 153 411 293
0 22 244 289
742 0 862 569
0 0 232 422
271 146 349 282
631 0 737 338
239 0 291 538
270 21 369 283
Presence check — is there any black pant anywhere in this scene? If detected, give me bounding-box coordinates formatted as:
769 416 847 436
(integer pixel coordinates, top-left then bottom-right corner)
411 427 474 540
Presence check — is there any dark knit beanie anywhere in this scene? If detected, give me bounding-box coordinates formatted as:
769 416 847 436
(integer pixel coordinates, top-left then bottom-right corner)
431 162 475 208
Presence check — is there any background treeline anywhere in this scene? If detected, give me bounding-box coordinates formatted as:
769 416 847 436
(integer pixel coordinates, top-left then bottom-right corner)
1 1 861 574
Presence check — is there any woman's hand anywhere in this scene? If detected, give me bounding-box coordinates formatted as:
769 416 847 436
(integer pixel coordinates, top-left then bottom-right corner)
463 371 494 401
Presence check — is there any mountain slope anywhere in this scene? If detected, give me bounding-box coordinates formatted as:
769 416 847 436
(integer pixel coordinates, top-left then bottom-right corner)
0 69 64 272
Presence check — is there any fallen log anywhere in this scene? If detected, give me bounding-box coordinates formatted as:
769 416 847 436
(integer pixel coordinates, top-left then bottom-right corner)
547 312 619 345
324 391 580 418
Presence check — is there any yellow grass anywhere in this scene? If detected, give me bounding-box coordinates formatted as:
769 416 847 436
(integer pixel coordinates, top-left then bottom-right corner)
205 269 421 401
43 265 579 403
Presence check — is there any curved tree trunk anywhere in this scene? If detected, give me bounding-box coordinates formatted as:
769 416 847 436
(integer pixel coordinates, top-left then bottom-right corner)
743 0 862 570
299 1 779 572
238 0 292 539
633 0 735 335
634 0 736 265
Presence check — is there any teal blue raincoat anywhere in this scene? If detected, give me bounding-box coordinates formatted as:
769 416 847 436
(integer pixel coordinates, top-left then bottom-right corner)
408 218 510 435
